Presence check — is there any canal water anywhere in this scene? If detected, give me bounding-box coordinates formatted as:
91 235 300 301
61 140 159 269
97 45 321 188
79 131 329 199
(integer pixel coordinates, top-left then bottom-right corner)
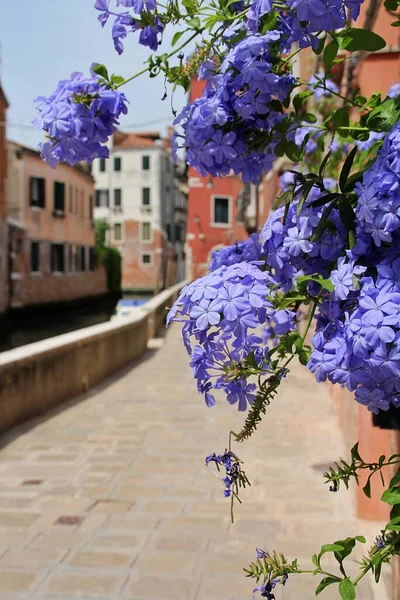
0 294 152 353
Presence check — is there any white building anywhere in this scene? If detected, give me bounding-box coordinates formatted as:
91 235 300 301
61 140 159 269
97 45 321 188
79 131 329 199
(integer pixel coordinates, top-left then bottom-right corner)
92 131 186 293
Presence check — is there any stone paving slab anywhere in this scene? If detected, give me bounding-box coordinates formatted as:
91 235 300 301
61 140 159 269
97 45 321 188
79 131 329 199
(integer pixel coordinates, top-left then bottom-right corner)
0 325 381 599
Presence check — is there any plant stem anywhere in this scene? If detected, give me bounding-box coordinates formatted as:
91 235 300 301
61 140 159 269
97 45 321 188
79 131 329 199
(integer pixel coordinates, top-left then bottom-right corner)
115 29 203 88
351 533 400 586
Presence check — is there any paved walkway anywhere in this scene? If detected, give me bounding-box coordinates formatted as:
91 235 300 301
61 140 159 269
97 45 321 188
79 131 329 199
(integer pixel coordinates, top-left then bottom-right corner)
0 325 375 599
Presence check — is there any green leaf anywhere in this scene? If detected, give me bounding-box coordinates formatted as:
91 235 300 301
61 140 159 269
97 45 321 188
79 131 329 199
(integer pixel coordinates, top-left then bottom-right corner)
303 112 318 123
332 107 350 131
187 16 201 28
311 192 340 208
339 147 358 192
298 349 310 365
92 63 109 81
344 171 364 192
283 140 302 162
316 576 341 596
363 474 372 498
244 351 258 370
374 560 382 583
182 0 198 14
312 201 336 241
312 554 319 567
385 514 400 531
338 195 356 232
381 486 400 505
338 28 386 52
365 99 400 131
171 31 185 46
293 90 313 113
390 466 400 488
319 151 332 177
351 442 362 462
324 39 339 70
314 35 326 55
339 578 356 600
318 543 344 560
384 0 399 10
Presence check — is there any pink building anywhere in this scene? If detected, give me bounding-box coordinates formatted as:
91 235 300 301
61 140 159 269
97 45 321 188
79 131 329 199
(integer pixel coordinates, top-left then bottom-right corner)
7 141 107 308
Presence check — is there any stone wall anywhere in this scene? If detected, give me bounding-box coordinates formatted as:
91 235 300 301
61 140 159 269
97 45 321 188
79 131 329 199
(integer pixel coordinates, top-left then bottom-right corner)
0 280 187 434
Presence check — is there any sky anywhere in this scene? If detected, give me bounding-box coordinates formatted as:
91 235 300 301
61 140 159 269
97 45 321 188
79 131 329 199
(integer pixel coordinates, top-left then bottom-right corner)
0 1 187 149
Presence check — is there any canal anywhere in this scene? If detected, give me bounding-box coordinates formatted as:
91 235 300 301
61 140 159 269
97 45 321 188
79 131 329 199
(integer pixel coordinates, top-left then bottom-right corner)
0 294 152 353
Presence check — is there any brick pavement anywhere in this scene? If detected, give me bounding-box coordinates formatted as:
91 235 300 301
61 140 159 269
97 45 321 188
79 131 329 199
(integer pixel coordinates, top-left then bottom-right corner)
0 325 378 599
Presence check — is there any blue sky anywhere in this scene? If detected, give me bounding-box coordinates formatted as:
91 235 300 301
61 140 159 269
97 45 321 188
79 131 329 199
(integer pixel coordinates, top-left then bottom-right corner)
0 1 187 149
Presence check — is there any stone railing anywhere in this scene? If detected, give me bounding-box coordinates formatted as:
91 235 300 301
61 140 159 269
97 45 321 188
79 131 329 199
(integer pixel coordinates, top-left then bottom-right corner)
0 280 187 434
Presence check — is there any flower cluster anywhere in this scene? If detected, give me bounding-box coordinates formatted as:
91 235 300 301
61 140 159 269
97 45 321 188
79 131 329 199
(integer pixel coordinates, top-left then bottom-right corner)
168 262 297 409
208 234 263 272
173 31 296 183
247 0 365 49
260 178 346 291
94 0 162 54
33 68 128 167
308 120 400 413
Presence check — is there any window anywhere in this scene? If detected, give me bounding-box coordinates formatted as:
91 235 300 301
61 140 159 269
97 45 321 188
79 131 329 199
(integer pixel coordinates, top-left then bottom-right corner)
89 247 95 271
142 187 151 206
51 243 65 273
141 252 153 265
54 182 65 214
212 196 230 225
141 222 151 241
89 195 93 220
95 189 109 207
114 223 122 241
99 158 106 172
30 241 40 273
69 245 74 272
29 177 45 208
114 189 122 209
114 157 122 172
69 185 73 212
81 191 84 217
80 246 86 271
142 155 150 170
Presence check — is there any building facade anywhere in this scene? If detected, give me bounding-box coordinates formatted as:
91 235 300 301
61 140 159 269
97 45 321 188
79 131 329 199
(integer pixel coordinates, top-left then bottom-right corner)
7 142 107 308
93 131 186 293
0 86 9 315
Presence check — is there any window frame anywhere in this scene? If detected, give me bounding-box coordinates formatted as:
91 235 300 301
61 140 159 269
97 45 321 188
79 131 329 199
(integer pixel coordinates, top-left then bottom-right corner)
142 155 150 171
114 156 122 172
211 194 232 228
114 188 122 209
29 176 46 209
30 241 41 274
50 243 65 274
113 222 123 242
142 187 151 207
140 221 153 243
53 181 66 215
140 251 153 266
95 189 110 208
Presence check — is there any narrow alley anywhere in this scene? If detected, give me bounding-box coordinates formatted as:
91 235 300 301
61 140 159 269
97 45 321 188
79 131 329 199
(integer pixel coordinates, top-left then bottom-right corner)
0 326 375 599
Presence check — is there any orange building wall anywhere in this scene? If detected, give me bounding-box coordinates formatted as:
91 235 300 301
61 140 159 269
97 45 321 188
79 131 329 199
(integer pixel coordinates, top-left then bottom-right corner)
22 154 95 247
7 147 107 307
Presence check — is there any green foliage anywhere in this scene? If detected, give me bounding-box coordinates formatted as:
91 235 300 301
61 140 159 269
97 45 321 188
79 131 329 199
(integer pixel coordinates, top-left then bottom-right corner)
94 219 122 293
